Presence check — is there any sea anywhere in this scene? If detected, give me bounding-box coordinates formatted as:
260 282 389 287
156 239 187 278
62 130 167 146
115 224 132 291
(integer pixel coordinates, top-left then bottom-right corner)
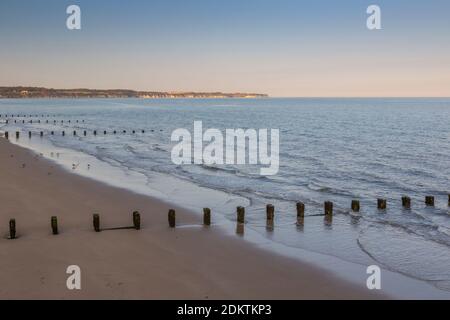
1 98 449 297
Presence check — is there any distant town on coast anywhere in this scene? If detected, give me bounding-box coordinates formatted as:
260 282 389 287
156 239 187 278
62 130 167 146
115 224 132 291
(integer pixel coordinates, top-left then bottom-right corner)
0 87 269 99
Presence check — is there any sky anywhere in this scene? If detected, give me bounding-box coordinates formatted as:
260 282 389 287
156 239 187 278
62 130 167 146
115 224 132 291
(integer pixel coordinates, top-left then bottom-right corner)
0 0 449 97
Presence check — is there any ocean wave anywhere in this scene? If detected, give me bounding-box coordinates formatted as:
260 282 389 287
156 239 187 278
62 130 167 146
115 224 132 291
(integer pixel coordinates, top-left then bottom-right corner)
358 223 450 288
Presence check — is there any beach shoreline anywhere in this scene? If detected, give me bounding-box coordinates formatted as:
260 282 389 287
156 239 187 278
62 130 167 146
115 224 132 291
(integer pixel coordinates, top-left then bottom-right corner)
0 137 384 299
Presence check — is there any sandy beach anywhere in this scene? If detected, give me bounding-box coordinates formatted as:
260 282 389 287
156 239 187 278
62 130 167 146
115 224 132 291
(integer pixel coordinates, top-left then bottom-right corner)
0 137 383 299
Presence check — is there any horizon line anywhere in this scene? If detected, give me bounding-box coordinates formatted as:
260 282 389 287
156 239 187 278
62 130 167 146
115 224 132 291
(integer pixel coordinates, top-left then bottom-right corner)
1 86 450 99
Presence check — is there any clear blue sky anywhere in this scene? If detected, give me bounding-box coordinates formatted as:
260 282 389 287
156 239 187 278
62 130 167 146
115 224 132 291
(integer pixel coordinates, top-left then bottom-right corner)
1 0 449 96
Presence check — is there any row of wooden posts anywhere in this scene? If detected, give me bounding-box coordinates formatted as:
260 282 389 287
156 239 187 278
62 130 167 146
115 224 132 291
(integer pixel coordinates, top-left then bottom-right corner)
1 114 62 118
5 195 449 239
3 129 150 140
6 212 141 240
3 119 85 124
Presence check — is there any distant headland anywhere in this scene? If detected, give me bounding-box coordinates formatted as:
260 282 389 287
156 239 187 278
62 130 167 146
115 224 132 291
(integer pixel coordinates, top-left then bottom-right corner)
0 87 268 99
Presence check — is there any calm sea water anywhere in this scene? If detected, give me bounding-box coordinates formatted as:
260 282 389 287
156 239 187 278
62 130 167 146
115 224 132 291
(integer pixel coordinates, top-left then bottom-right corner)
1 98 450 292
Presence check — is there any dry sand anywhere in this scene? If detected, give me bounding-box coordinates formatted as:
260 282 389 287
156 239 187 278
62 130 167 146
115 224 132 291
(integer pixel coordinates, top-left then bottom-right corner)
0 138 383 299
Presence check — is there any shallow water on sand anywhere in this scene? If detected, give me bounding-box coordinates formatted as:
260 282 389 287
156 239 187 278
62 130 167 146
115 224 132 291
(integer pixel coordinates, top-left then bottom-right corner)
1 98 450 294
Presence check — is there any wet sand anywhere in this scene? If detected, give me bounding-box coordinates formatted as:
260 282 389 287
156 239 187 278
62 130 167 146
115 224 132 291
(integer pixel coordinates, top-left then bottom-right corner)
0 138 383 299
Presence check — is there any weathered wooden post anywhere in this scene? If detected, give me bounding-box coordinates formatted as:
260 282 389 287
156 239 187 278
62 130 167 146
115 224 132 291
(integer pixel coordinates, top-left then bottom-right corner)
40 131 43 137
237 206 245 224
142 130 145 133
296 202 305 225
73 131 77 136
425 196 434 207
104 131 107 135
351 200 360 212
93 214 100 232
266 204 274 221
28 131 32 138
62 131 65 136
83 131 87 136
9 219 16 239
16 131 19 139
113 130 117 134
324 201 333 216
203 208 211 226
133 211 141 230
448 194 450 207
94 130 97 136
132 130 136 134
51 131 54 135
266 204 274 229
377 198 387 210
5 131 8 140
51 216 58 235
168 209 176 228
402 196 411 209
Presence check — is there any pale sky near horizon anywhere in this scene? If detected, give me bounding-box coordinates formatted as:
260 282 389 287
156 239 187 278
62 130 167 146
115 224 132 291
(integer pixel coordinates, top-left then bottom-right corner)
0 0 449 97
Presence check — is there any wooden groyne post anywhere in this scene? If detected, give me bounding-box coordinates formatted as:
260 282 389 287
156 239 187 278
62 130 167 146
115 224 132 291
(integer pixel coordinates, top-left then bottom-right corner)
51 216 58 235
133 211 141 230
5 131 8 140
203 208 211 226
266 204 274 229
93 214 100 232
448 194 450 207
9 219 16 239
237 206 245 224
377 198 387 210
168 209 176 228
425 196 434 207
324 201 333 225
324 201 333 216
266 204 274 221
16 131 19 139
296 202 305 225
402 196 411 209
351 200 360 212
